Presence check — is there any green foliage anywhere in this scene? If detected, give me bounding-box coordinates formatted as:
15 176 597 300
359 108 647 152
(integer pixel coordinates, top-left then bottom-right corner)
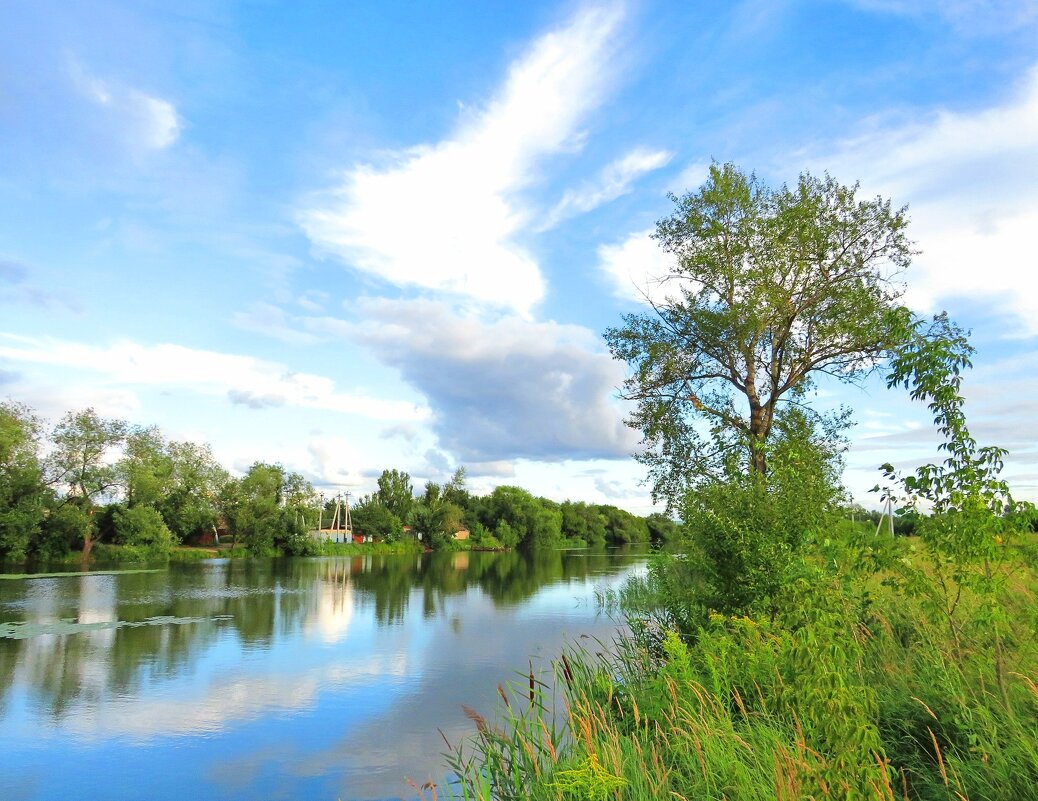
158 441 227 543
645 512 680 542
494 519 519 549
0 402 46 562
48 407 127 506
560 501 606 544
119 426 172 508
351 498 403 541
110 504 177 555
880 313 1031 699
375 468 414 522
36 502 91 560
606 162 913 509
680 406 848 618
479 486 563 550
317 538 422 556
222 462 316 556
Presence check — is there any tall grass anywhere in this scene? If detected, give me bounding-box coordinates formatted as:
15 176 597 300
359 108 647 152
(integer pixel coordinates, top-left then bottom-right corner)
437 533 1038 801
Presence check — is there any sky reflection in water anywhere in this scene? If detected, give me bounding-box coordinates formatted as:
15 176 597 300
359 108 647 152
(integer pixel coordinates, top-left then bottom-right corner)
0 548 647 801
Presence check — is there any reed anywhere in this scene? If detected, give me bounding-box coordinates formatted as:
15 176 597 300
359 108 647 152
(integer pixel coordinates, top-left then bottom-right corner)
439 534 1038 801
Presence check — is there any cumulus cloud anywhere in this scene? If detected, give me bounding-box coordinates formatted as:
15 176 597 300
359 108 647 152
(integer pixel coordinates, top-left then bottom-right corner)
804 64 1038 335
541 147 673 228
351 299 638 463
466 460 517 479
0 333 426 422
298 4 625 314
69 60 181 152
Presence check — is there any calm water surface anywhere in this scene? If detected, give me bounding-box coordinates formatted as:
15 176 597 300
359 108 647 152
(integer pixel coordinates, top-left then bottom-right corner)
0 548 646 801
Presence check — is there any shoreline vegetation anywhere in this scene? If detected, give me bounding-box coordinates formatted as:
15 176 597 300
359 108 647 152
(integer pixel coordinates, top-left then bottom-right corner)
439 531 1038 801
1 402 681 573
431 167 1038 800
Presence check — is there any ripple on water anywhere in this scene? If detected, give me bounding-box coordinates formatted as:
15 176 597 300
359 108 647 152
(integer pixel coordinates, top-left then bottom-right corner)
0 615 234 640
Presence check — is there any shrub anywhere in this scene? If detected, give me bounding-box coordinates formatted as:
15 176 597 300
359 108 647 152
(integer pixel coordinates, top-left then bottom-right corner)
111 505 177 556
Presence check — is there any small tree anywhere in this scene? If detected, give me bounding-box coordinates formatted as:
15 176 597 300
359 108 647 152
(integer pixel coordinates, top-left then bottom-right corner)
605 163 912 509
47 408 127 558
161 441 228 543
119 426 172 508
351 498 403 541
879 314 1032 697
375 469 414 523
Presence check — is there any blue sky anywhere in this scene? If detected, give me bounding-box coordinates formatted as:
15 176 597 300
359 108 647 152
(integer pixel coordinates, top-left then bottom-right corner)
2 0 1037 512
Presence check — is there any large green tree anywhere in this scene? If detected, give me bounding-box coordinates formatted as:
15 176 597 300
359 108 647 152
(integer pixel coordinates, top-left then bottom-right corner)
605 163 912 508
119 426 173 508
47 408 128 557
223 462 316 556
374 468 414 523
479 486 562 550
161 441 228 543
0 402 48 561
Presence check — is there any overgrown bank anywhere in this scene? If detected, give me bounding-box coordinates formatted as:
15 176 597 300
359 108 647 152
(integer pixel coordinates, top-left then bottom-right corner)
440 166 1038 800
445 528 1038 801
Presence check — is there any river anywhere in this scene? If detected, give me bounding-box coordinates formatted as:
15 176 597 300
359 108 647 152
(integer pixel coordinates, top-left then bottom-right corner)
0 548 647 801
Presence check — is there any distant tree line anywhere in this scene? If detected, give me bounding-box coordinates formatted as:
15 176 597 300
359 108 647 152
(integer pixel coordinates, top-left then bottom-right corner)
0 402 678 565
351 466 680 550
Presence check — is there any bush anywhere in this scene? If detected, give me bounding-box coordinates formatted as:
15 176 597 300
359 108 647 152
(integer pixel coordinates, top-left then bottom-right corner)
111 505 177 556
35 503 91 560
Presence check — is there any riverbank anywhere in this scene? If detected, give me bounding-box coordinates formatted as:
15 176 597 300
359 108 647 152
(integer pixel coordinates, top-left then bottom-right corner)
443 531 1038 801
0 539 429 573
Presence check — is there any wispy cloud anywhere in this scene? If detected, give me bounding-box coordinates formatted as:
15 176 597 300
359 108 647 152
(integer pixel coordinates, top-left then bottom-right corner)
231 302 323 345
69 59 181 153
541 147 672 229
0 257 84 312
846 0 1038 33
299 4 625 314
805 64 1038 334
0 334 426 422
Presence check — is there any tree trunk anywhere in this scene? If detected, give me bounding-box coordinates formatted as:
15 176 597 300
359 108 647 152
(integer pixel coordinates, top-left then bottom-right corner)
748 403 768 475
750 446 767 475
81 520 94 567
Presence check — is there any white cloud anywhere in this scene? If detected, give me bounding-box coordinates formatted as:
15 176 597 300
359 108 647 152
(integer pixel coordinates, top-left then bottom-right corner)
350 299 638 462
668 160 710 195
69 60 181 152
596 228 677 305
541 147 673 228
805 64 1038 334
298 4 625 314
307 436 369 490
0 333 426 422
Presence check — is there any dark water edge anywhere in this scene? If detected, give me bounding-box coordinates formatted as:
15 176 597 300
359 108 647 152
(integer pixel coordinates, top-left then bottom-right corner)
1 546 648 801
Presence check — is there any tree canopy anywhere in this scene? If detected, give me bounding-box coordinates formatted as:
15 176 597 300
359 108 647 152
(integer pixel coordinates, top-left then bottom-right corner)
605 163 913 508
